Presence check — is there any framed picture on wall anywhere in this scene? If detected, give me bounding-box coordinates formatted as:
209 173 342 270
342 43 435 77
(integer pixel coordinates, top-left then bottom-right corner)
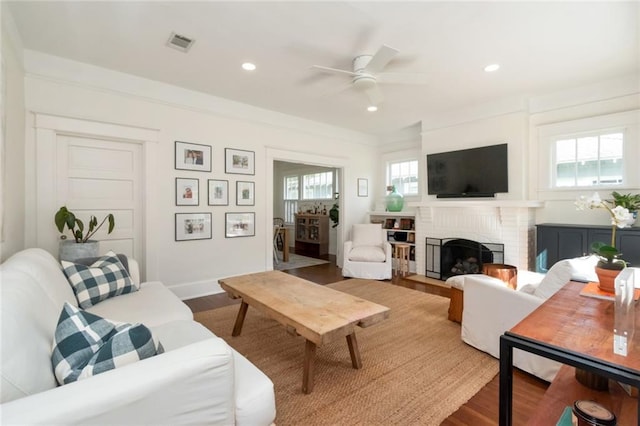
175 213 212 241
208 179 229 206
236 181 255 206
175 141 212 172
225 148 255 175
176 178 199 206
357 178 368 197
225 212 255 238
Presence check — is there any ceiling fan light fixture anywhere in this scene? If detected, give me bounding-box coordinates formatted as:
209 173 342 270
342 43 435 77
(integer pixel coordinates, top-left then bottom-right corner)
242 62 256 71
484 63 500 72
367 105 378 112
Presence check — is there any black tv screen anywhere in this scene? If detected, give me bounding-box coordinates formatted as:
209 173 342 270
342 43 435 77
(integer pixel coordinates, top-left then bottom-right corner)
427 143 508 198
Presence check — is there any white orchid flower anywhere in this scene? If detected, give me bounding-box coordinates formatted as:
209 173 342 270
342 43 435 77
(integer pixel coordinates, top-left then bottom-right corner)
575 192 603 210
611 205 633 228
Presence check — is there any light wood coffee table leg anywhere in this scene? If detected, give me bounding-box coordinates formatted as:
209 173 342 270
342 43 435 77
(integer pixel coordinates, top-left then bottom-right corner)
302 340 317 394
232 301 249 337
346 332 362 369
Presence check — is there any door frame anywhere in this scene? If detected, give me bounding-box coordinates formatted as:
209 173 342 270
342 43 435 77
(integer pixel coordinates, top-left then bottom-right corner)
26 112 159 280
265 147 347 270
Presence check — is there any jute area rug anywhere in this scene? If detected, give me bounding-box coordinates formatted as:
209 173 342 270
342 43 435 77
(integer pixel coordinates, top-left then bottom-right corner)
194 279 498 425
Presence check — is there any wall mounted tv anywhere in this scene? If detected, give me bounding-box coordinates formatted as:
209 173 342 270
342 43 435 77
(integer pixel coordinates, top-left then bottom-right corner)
427 143 508 198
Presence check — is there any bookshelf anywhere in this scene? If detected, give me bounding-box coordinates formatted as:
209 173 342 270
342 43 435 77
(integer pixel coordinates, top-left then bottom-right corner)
369 212 416 273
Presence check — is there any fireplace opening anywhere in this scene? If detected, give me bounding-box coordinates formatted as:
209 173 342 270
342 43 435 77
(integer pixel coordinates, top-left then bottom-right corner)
426 237 504 280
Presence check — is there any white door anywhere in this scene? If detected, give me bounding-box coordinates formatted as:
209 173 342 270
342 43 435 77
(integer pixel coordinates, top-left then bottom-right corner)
30 114 158 279
56 134 142 260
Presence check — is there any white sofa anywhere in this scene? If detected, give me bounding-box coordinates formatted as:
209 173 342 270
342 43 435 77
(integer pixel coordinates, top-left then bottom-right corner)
0 248 276 425
460 257 599 382
342 224 393 280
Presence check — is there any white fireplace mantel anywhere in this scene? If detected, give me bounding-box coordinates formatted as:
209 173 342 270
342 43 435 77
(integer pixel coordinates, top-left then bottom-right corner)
409 200 544 223
408 200 545 209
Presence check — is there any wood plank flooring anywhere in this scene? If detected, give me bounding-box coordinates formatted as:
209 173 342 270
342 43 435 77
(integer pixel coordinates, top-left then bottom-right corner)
184 251 548 425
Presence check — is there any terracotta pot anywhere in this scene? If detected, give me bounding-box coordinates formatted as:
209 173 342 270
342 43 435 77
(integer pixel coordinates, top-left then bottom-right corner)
595 266 622 293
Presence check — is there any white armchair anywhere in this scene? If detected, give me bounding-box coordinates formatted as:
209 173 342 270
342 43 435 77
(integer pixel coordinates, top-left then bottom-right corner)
461 256 599 382
342 224 393 280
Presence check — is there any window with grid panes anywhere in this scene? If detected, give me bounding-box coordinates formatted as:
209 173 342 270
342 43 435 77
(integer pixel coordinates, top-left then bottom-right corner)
303 172 333 199
554 132 624 187
387 160 419 195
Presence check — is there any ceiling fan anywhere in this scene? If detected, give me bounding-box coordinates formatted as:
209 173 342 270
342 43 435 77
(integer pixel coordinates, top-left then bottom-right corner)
311 44 427 107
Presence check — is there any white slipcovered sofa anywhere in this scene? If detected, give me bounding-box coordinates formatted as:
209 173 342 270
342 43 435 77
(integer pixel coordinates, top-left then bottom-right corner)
342 223 393 280
460 256 599 382
0 248 276 425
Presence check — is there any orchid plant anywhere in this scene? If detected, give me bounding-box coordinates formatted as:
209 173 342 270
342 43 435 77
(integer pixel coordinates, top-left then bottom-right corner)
575 192 635 269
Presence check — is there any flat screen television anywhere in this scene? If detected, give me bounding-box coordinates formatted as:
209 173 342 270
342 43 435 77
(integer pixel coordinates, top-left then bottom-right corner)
426 143 508 198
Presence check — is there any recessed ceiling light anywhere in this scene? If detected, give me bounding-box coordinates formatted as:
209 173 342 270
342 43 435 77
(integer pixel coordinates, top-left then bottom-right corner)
484 64 500 72
367 105 378 112
242 62 256 71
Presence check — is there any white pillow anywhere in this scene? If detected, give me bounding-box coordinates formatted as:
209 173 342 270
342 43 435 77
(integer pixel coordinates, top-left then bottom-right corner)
351 224 384 247
533 260 574 300
567 255 599 282
348 246 386 262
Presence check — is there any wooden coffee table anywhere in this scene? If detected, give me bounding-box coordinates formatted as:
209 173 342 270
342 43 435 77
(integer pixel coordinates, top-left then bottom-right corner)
219 271 390 394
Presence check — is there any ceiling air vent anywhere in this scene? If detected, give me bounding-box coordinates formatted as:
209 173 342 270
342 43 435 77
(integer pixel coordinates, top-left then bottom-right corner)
166 32 195 52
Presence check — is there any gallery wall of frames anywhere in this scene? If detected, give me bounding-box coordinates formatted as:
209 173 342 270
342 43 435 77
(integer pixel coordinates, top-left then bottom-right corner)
174 141 256 241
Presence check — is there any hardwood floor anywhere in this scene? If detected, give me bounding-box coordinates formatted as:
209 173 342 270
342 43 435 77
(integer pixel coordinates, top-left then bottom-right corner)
183 250 549 425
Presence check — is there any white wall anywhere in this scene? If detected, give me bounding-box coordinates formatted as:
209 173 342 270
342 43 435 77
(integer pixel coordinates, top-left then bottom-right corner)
0 6 26 261
529 77 640 226
21 51 377 298
403 79 639 275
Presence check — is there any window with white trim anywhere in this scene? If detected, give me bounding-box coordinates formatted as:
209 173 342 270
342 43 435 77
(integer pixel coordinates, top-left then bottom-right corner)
303 172 333 199
387 159 419 195
284 175 299 200
554 131 624 187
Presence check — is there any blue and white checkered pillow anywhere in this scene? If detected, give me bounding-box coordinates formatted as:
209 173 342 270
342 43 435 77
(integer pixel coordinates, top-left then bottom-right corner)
52 302 160 385
62 251 138 308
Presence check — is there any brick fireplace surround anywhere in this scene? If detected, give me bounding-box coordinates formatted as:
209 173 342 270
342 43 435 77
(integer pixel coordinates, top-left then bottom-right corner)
409 200 544 280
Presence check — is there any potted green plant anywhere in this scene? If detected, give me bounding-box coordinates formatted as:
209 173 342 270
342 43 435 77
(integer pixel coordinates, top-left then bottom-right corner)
576 192 634 292
329 193 339 228
55 206 115 261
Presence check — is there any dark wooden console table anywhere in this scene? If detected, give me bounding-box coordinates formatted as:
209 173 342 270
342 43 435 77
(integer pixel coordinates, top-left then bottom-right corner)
499 281 640 425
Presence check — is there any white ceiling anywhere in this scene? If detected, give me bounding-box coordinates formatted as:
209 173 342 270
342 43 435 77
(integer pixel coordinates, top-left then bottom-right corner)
7 1 640 137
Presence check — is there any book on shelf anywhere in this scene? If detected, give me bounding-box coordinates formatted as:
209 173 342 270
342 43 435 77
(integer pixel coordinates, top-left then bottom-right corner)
579 281 640 301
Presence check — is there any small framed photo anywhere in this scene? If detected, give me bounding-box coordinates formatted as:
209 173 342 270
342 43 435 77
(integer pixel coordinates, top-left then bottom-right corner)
236 181 255 206
225 148 255 175
175 141 212 172
225 212 255 238
208 179 229 206
357 178 368 197
175 213 212 241
176 178 199 206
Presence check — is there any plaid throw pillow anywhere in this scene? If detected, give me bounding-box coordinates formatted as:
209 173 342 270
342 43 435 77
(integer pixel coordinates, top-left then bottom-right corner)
51 303 160 385
62 250 137 308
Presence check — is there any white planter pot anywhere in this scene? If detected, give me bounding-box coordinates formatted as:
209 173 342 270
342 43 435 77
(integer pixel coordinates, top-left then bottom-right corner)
59 240 99 262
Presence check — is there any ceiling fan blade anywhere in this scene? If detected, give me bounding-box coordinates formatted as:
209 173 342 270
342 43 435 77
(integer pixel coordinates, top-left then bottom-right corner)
311 65 358 77
364 45 399 74
364 85 384 106
377 72 430 85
